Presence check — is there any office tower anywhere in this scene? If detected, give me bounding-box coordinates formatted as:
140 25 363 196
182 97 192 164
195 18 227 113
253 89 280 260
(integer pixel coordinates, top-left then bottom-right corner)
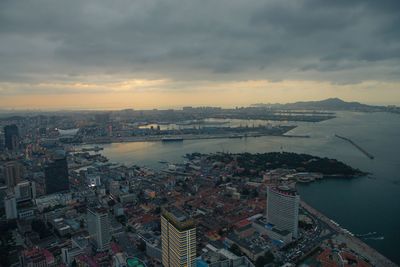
0 186 8 208
15 181 36 202
87 207 111 251
109 180 120 196
3 161 23 188
161 207 196 267
4 194 17 219
44 156 69 194
4 124 19 151
266 186 300 238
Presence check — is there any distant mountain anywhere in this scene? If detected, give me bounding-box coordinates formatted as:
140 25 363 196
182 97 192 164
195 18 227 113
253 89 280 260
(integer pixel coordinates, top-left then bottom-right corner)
281 98 373 110
252 98 381 111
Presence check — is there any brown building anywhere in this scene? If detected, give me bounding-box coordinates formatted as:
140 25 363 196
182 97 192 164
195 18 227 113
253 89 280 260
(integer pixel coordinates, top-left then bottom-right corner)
3 161 23 188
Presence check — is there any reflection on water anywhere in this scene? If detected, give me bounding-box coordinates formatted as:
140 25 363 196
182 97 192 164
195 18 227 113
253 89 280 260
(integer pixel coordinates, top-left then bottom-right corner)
80 111 400 264
138 118 302 130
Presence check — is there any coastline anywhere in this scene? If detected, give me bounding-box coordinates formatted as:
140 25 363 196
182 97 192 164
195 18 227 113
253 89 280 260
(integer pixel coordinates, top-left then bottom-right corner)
81 132 310 144
300 200 398 266
74 112 400 264
73 142 397 265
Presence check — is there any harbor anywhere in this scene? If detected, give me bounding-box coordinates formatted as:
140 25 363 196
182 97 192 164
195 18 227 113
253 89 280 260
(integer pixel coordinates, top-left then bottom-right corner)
81 112 400 264
83 132 311 144
81 125 312 144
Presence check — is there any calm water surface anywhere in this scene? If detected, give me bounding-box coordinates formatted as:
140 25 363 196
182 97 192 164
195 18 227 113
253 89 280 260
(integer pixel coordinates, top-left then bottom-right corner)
91 112 400 264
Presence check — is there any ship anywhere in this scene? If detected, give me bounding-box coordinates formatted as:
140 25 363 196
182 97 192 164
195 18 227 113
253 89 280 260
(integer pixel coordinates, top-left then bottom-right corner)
161 137 184 142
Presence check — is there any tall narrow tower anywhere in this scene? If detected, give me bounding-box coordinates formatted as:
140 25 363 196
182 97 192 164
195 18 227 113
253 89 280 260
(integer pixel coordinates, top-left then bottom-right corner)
4 124 19 151
3 161 23 188
266 185 300 238
161 207 196 267
87 207 111 251
44 154 69 194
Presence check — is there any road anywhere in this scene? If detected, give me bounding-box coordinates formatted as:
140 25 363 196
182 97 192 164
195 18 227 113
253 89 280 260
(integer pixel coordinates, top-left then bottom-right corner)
300 200 397 267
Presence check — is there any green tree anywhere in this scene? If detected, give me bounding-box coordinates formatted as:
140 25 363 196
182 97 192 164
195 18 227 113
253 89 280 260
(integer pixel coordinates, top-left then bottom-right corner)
79 219 85 228
155 206 161 214
31 219 49 239
255 256 266 267
255 251 274 267
229 244 242 256
264 251 274 264
242 188 250 195
137 240 146 251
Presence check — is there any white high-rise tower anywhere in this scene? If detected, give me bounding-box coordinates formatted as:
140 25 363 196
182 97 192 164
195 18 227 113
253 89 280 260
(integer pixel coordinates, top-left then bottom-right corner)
87 207 111 251
161 207 196 267
266 185 300 238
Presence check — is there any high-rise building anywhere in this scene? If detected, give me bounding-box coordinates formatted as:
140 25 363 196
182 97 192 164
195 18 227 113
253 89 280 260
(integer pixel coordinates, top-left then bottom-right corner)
87 207 110 251
15 181 36 202
4 194 17 220
44 156 69 194
266 186 300 238
109 180 120 197
4 124 19 151
161 207 196 267
3 161 23 188
0 185 8 208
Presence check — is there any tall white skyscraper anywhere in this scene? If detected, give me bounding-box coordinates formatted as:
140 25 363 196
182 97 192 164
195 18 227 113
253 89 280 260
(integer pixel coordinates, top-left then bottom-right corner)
161 207 196 267
266 185 300 238
87 207 111 251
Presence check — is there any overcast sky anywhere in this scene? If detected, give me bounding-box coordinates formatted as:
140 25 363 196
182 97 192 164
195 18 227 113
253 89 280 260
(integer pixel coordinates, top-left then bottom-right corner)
1 0 399 109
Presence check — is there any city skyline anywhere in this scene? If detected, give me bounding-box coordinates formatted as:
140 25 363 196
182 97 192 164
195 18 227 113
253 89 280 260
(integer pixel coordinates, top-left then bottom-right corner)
0 99 398 266
0 1 399 266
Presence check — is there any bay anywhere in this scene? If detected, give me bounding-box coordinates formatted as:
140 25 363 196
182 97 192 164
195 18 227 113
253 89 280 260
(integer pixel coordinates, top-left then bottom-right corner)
93 111 400 264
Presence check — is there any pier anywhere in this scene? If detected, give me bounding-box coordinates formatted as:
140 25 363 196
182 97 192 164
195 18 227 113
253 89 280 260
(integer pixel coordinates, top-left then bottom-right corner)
83 131 311 144
335 134 374 160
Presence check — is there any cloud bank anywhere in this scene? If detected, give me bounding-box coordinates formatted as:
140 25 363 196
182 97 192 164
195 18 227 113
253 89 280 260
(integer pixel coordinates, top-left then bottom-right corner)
0 0 399 106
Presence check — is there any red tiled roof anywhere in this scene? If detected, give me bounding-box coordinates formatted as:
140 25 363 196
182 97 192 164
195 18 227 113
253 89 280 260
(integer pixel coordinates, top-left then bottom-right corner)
111 242 122 254
235 219 251 228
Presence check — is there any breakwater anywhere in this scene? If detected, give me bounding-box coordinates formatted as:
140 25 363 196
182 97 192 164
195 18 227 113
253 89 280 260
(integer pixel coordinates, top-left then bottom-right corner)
335 134 374 159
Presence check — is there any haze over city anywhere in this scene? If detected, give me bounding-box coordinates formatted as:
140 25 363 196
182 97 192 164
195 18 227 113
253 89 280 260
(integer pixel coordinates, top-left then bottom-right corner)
1 1 400 267
1 0 400 109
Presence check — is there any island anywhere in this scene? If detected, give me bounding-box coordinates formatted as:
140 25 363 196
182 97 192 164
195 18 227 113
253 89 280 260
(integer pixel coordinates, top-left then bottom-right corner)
186 152 366 179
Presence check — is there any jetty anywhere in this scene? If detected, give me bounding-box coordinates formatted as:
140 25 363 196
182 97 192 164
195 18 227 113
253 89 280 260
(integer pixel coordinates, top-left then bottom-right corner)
335 134 374 160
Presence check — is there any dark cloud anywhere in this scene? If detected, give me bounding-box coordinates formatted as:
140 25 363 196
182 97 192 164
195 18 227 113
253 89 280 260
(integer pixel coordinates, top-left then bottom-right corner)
0 0 399 93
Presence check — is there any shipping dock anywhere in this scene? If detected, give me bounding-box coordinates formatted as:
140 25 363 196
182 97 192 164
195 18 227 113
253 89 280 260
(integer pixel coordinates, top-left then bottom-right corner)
161 137 184 142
